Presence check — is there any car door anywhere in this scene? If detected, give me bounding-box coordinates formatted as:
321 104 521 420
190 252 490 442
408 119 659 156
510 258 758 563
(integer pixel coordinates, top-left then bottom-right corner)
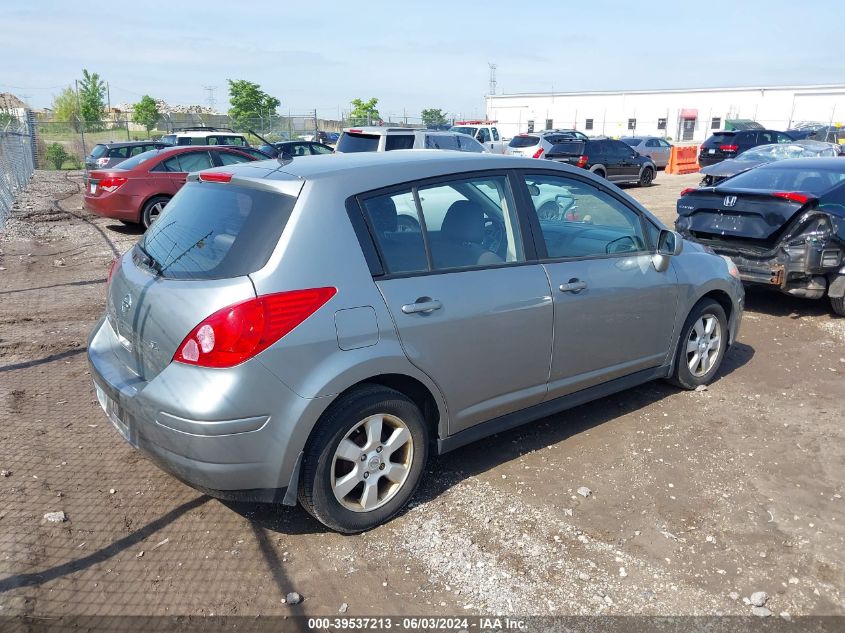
604 141 629 181
518 171 680 399
359 173 554 434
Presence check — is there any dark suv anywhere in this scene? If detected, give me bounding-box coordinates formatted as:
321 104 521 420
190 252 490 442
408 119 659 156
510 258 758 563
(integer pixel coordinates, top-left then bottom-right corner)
86 141 168 171
545 138 656 186
698 130 794 167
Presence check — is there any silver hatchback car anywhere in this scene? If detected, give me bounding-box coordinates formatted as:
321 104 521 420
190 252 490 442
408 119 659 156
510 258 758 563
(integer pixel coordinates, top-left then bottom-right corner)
89 151 744 533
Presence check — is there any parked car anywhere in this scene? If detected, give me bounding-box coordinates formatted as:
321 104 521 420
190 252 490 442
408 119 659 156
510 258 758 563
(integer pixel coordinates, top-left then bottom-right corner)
335 127 487 153
676 157 845 315
160 127 250 147
698 129 794 167
226 146 273 160
88 151 743 533
449 121 508 154
787 124 845 145
506 130 588 159
699 140 841 186
620 136 673 168
83 145 260 228
86 141 168 171
265 141 335 157
545 138 657 186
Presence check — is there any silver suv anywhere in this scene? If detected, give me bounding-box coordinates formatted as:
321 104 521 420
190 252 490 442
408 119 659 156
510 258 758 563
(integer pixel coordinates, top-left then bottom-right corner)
88 151 744 533
507 130 589 158
336 127 486 153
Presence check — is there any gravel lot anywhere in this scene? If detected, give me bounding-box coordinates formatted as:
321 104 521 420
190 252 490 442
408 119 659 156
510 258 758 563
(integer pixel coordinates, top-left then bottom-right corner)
0 169 843 622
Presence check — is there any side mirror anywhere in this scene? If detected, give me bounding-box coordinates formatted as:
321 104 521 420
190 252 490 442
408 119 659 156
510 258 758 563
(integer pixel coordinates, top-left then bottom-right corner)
658 229 684 256
653 229 683 272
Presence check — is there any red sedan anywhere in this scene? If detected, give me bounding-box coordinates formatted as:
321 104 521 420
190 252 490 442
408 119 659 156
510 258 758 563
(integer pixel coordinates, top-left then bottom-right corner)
84 145 266 228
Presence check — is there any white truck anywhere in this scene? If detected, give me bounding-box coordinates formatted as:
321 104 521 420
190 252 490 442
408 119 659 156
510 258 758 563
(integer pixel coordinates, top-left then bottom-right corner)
449 120 509 154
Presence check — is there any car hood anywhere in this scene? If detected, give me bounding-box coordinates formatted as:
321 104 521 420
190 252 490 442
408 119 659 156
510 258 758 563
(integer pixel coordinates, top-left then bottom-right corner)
699 159 764 178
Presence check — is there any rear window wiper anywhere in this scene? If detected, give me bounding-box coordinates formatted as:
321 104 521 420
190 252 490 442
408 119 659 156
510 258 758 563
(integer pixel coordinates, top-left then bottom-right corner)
136 242 162 275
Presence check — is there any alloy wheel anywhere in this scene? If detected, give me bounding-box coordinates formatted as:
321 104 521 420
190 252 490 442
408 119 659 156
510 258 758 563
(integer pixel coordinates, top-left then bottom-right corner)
331 414 414 512
686 315 722 377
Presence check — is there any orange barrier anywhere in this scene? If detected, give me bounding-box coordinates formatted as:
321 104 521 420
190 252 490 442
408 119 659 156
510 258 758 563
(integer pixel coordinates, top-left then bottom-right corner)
665 146 700 175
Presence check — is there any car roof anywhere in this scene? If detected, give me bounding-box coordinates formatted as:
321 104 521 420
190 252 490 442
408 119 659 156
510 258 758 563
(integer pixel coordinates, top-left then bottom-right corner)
342 126 426 135
133 145 255 159
756 157 845 171
96 140 163 147
165 131 246 137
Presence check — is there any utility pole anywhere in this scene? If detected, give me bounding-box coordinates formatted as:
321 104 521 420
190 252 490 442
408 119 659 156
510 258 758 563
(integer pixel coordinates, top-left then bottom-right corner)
203 86 217 112
488 62 497 96
107 82 111 112
74 79 87 157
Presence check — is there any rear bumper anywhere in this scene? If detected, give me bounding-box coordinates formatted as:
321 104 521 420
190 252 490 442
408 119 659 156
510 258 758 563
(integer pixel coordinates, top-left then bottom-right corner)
693 240 843 299
87 315 313 502
83 191 143 222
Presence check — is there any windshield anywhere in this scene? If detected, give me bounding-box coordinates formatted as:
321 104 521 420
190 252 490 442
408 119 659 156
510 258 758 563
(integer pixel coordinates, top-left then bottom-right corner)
723 166 845 193
160 134 176 145
450 126 478 137
620 138 642 146
111 149 161 170
141 182 296 279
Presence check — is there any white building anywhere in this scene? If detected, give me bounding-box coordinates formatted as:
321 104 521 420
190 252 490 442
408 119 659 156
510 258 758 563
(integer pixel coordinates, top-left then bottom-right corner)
486 84 845 142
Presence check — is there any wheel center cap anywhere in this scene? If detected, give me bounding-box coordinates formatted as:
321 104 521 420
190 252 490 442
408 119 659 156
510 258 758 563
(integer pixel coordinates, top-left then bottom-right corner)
367 456 382 472
698 339 708 353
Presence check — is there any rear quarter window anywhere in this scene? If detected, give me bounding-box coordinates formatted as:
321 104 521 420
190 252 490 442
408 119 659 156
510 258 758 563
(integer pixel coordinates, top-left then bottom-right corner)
385 135 415 150
140 183 296 280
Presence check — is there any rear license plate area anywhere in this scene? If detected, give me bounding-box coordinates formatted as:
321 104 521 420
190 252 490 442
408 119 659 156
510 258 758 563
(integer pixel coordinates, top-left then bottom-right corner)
95 382 131 443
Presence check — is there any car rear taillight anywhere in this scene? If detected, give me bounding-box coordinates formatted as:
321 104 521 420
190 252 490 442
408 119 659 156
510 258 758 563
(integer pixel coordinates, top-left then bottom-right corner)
532 148 545 159
348 129 362 133
96 157 109 167
98 176 127 192
198 171 233 183
772 191 813 204
576 155 588 168
680 188 697 196
174 287 337 368
719 144 739 152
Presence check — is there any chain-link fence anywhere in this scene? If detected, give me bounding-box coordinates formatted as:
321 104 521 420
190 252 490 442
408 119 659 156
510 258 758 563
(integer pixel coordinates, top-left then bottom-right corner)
0 110 36 226
32 110 426 164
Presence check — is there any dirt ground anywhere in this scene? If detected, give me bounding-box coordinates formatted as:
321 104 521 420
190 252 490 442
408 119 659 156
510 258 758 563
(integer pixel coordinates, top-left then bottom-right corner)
0 169 843 623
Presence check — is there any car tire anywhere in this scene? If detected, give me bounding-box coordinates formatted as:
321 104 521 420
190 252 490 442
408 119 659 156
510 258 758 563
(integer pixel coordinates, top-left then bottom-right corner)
639 167 654 187
141 196 170 229
667 298 728 390
298 385 429 533
830 294 845 316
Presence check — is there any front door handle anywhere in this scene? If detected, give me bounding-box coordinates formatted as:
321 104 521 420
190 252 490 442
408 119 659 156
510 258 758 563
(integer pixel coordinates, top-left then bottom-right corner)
559 279 588 294
401 298 442 314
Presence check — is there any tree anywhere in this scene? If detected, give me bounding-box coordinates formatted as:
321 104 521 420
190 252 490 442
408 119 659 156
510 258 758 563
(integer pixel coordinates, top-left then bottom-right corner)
421 108 448 128
78 69 106 128
51 87 80 130
133 95 161 133
227 79 280 130
349 98 380 125
45 143 71 170
0 112 15 129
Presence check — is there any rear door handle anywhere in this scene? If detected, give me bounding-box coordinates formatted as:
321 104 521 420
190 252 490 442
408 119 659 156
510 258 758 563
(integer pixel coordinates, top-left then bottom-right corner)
559 280 588 294
401 299 442 314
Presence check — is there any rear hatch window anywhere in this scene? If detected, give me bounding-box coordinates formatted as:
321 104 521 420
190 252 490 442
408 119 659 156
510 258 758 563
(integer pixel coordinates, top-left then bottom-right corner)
547 141 586 156
90 144 108 159
337 132 380 152
621 138 641 146
508 135 540 148
704 132 736 147
140 182 296 279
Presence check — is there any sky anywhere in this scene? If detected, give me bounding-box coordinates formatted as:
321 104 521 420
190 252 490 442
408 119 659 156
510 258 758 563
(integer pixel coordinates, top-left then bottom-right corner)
1 0 842 123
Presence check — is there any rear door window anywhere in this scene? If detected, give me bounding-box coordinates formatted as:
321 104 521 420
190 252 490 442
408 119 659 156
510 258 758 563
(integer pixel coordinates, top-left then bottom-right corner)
108 147 130 159
337 132 380 152
140 183 297 279
477 128 491 143
385 135 415 150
